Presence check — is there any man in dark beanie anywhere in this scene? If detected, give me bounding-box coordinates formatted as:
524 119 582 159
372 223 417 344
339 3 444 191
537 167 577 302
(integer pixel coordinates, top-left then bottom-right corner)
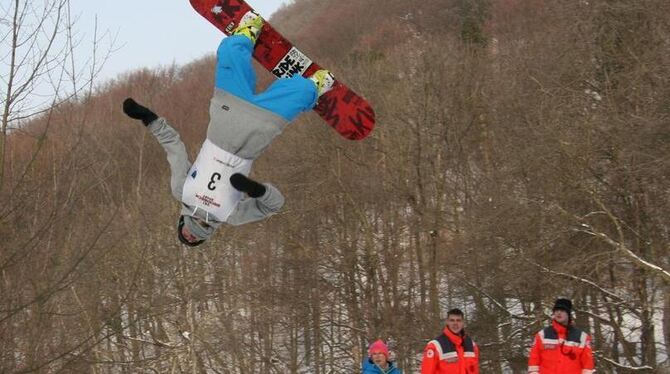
527 298 594 374
553 299 573 320
122 11 334 246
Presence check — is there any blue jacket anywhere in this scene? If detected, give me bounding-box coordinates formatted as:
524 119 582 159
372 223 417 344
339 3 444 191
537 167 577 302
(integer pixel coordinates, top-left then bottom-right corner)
361 358 402 374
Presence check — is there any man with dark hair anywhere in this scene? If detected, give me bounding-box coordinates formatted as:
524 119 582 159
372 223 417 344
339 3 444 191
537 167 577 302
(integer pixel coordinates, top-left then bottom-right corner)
527 298 594 374
421 308 480 374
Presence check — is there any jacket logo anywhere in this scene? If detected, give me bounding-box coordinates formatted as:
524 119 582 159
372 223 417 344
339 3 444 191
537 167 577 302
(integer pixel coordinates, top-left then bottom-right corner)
221 105 230 111
191 170 197 179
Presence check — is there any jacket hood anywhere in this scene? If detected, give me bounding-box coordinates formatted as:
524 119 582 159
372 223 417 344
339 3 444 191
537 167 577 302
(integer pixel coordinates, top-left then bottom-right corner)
180 204 223 239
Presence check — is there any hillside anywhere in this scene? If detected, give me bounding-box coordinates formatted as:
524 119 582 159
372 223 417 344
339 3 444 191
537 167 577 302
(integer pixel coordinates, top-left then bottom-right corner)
1 0 669 373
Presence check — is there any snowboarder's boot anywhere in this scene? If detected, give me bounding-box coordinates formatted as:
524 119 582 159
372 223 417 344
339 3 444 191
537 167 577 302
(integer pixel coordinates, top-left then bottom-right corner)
232 10 264 44
309 69 335 97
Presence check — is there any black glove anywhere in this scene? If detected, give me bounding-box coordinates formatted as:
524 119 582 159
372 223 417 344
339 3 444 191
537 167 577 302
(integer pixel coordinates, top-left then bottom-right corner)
123 98 158 126
230 173 267 198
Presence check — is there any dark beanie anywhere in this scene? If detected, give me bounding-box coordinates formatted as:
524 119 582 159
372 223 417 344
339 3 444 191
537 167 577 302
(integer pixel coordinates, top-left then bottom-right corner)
553 298 573 314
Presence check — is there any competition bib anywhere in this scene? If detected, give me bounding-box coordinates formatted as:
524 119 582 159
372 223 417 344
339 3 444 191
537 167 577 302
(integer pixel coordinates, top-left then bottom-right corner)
182 139 253 222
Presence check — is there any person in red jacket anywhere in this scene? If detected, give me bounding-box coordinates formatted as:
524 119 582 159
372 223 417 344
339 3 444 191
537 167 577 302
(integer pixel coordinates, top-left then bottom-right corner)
528 298 595 374
421 308 480 374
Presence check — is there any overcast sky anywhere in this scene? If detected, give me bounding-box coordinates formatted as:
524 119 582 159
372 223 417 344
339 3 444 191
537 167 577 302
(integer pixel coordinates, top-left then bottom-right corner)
71 0 289 82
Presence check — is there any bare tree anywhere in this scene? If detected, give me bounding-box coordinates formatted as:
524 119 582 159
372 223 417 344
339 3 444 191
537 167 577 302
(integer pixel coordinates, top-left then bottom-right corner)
2 0 669 373
0 0 113 184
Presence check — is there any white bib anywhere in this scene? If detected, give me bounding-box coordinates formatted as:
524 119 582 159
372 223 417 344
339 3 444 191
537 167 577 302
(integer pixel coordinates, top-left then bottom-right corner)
182 139 253 222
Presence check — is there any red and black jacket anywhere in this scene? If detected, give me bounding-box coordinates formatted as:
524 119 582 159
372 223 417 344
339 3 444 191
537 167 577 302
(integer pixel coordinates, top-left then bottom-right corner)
528 320 594 374
421 328 479 374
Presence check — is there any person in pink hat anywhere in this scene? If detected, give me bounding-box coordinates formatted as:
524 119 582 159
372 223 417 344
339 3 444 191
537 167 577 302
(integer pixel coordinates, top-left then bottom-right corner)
362 339 402 374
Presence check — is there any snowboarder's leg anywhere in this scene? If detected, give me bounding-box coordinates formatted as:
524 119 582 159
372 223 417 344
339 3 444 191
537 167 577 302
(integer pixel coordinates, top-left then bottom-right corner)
214 35 257 100
251 75 319 121
214 10 264 98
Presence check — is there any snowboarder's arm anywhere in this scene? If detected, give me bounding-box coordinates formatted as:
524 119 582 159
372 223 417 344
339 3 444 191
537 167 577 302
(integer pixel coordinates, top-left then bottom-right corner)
147 118 191 200
527 334 542 373
226 183 284 226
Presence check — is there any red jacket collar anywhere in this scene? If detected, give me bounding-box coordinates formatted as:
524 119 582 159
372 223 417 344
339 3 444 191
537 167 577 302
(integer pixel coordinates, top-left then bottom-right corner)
443 327 464 346
552 319 568 337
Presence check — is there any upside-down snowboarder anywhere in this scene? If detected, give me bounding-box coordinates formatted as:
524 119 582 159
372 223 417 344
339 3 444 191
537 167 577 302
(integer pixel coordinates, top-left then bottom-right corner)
123 11 334 246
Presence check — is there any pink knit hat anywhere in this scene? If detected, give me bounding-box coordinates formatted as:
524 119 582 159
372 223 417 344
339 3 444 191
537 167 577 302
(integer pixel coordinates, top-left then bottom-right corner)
368 339 389 358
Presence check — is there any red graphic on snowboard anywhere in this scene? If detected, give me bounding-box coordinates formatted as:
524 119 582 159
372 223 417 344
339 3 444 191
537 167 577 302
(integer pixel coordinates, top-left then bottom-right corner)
190 0 375 140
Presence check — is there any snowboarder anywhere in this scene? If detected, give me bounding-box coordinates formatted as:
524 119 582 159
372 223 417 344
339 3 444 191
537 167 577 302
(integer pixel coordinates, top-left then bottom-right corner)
527 298 594 374
123 11 335 246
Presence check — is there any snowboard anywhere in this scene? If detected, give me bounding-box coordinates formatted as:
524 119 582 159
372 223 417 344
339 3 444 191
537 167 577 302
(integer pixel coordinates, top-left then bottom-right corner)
190 0 375 140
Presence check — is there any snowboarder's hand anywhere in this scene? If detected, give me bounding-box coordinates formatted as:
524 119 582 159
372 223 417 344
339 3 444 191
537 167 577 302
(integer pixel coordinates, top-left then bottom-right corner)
123 98 158 126
230 173 266 198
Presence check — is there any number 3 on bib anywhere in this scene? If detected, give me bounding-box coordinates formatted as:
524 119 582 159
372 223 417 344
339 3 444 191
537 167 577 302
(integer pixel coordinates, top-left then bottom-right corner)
208 172 222 191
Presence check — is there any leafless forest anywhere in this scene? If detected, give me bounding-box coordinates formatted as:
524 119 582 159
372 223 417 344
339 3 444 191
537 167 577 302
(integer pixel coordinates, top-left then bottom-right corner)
1 0 669 373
